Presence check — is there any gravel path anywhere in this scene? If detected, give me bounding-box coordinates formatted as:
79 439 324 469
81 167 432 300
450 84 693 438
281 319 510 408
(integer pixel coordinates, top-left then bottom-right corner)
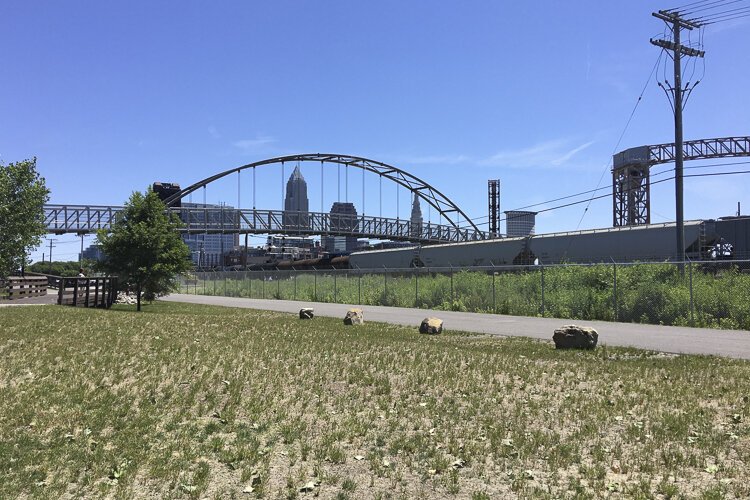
162 294 750 360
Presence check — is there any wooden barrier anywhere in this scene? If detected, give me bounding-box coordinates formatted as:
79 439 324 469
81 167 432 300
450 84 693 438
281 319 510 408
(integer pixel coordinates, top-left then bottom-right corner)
57 277 118 308
6 276 48 300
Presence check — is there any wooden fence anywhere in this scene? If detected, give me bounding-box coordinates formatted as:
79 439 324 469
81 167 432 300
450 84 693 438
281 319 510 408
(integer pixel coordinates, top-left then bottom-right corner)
5 276 48 300
57 277 118 308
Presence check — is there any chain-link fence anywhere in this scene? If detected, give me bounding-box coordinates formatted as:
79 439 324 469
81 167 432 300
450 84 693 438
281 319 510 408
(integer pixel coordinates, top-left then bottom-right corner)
178 260 750 330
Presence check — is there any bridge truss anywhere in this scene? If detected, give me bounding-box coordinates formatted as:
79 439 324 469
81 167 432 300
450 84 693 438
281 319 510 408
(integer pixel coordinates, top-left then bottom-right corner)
43 205 485 243
163 153 484 238
612 136 750 226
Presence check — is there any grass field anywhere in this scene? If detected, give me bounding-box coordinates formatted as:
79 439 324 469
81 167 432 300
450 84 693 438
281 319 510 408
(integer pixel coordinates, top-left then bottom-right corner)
1 302 749 499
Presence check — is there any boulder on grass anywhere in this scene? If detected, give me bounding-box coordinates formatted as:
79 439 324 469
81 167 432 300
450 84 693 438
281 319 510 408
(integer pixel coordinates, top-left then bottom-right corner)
343 308 364 325
420 317 443 335
299 308 314 320
553 324 598 349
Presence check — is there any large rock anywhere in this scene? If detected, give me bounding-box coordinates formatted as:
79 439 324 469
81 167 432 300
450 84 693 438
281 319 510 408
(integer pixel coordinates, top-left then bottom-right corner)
419 317 443 335
299 308 314 320
343 308 364 325
553 324 598 349
116 292 137 305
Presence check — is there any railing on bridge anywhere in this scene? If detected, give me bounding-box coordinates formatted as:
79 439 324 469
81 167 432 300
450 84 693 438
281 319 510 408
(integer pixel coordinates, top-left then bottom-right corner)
44 205 486 243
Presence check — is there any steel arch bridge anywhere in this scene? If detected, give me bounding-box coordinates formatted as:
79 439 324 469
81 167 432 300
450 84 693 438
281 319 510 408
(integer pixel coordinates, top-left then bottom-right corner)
44 153 487 243
612 136 750 226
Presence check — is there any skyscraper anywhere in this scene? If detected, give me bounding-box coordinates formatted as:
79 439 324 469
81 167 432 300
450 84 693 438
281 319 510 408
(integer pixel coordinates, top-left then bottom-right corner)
283 166 310 229
410 194 423 238
324 202 359 253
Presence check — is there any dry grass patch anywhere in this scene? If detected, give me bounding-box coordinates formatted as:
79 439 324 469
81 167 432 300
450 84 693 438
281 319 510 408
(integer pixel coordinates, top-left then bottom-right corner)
1 302 749 499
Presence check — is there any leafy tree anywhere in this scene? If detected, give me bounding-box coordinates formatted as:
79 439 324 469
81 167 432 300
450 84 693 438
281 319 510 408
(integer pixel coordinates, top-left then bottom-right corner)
0 158 50 278
97 189 191 311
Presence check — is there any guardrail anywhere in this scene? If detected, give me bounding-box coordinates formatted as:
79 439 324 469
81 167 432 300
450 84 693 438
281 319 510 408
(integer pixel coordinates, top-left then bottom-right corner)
57 277 118 308
4 276 48 300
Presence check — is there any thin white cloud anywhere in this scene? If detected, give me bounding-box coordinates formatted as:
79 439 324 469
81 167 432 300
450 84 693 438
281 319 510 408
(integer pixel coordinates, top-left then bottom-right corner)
480 139 595 169
208 125 221 139
232 135 277 153
550 140 596 165
403 154 471 165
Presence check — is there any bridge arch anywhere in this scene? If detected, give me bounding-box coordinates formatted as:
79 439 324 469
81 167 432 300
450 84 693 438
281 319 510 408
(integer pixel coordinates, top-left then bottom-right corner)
163 153 483 236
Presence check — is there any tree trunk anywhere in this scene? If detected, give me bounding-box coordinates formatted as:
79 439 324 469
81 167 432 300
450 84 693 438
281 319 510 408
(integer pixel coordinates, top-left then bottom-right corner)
136 282 142 311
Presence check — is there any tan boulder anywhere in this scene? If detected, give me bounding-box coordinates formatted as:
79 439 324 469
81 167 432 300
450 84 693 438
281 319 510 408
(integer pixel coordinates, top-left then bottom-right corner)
343 308 364 325
553 324 598 349
419 317 443 335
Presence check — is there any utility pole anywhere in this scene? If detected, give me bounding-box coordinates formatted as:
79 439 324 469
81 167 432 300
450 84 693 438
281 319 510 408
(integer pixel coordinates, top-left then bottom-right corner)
48 238 57 273
79 234 85 267
650 10 705 264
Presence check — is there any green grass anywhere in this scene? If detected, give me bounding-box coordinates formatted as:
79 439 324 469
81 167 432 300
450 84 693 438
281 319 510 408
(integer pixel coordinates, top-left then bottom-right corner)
1 301 749 498
185 263 750 330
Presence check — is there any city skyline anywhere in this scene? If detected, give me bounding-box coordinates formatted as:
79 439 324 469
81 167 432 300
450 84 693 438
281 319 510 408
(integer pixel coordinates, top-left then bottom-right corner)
5 1 748 262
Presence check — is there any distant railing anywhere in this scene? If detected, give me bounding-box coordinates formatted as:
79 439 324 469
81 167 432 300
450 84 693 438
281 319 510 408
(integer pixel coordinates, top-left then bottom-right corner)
43 204 486 243
4 276 48 300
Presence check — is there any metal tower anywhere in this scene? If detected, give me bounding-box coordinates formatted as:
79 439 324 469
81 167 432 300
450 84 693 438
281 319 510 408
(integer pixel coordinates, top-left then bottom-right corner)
488 179 501 237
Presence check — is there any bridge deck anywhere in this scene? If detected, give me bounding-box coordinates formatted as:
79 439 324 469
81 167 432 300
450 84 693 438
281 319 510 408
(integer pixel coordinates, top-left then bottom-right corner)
43 205 487 243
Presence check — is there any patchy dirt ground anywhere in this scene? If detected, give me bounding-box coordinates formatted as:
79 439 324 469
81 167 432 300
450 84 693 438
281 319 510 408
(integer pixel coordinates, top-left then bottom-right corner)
1 302 749 499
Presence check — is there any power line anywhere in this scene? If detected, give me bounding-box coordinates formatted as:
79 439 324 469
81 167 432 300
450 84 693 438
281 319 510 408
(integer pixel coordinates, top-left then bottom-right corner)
681 0 744 15
666 0 710 12
455 160 750 230
571 50 665 232
697 5 750 20
703 10 750 23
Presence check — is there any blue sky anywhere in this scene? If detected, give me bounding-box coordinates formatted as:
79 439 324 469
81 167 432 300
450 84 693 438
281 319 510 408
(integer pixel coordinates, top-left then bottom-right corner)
2 1 748 262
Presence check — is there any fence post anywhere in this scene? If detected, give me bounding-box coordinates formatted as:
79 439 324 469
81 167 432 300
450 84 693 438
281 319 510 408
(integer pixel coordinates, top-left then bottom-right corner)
294 273 297 300
262 272 266 299
383 267 387 304
277 271 281 299
540 265 545 317
224 275 228 296
213 272 217 296
414 268 419 307
491 263 496 313
334 272 338 302
314 271 317 301
450 264 454 303
73 278 78 307
612 260 618 322
94 278 100 307
689 259 694 326
58 278 64 305
358 273 362 304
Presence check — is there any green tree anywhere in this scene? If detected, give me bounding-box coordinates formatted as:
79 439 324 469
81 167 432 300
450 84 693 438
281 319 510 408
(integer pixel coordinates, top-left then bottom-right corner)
97 189 191 311
0 158 50 278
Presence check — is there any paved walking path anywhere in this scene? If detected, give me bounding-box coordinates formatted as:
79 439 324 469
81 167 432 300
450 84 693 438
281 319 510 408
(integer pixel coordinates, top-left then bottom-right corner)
162 294 750 360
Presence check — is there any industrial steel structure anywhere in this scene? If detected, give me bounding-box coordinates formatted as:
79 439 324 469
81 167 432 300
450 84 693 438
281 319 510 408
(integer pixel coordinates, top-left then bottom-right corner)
43 205 484 243
612 136 750 226
350 216 750 268
163 153 483 238
488 179 500 237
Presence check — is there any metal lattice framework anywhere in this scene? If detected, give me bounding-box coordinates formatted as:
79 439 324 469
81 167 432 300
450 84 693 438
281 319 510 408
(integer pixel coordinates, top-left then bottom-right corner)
43 154 487 242
613 136 750 226
163 153 482 237
43 205 484 243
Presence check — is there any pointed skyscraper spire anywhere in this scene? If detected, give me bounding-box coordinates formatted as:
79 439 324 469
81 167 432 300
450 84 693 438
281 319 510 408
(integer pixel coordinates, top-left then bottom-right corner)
410 194 423 238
